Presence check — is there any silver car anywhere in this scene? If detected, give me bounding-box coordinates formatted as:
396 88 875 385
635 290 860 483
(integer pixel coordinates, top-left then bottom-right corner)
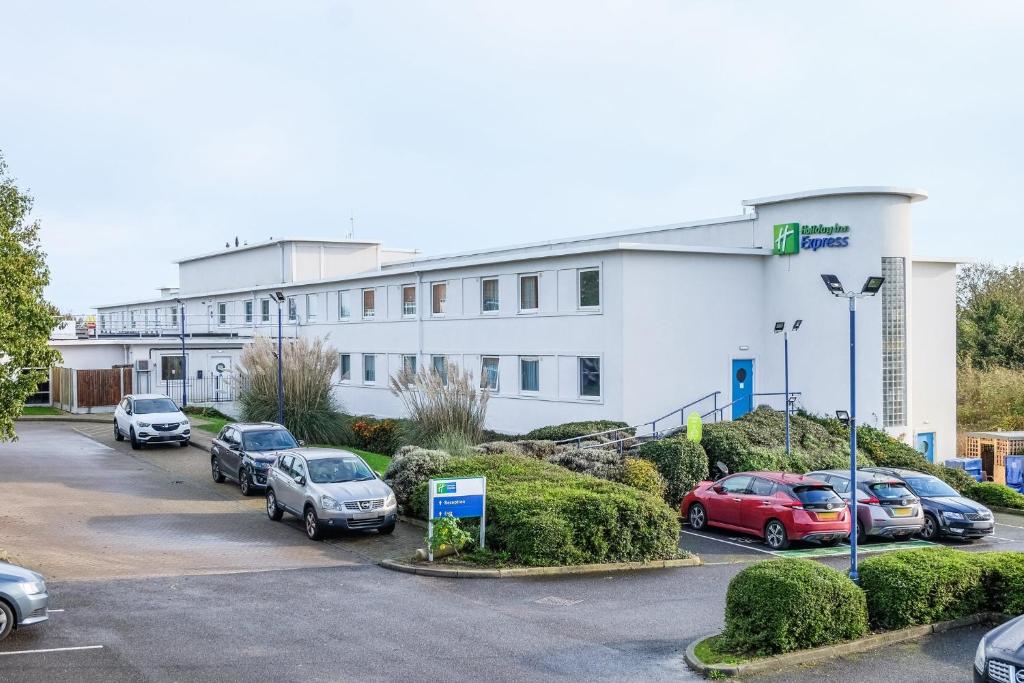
808 469 925 542
0 561 49 641
265 448 398 540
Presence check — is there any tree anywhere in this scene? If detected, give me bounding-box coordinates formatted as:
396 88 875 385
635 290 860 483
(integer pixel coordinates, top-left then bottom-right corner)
957 262 1024 369
0 151 60 440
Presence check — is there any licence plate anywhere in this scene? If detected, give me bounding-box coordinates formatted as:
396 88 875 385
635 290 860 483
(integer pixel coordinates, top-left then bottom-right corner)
892 507 912 517
353 511 378 520
816 512 839 521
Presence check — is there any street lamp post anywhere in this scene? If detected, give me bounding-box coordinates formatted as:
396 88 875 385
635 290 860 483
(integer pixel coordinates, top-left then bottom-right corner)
820 274 885 582
175 298 187 407
774 319 802 456
271 291 286 426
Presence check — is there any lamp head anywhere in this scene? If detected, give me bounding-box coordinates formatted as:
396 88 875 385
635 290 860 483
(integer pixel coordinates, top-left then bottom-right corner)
820 274 845 296
861 276 885 296
835 410 850 426
271 291 286 303
774 321 785 333
792 319 803 331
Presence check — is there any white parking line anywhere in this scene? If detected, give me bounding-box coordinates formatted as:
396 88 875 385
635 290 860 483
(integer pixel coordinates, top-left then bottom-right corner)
995 521 1024 531
0 645 103 656
680 530 779 556
47 609 64 613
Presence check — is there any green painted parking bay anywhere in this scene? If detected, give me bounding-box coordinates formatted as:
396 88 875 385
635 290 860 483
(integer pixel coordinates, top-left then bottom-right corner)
772 539 937 559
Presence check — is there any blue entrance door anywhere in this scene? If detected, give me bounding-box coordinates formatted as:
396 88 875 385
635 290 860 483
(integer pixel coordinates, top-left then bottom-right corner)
915 432 935 463
731 359 754 420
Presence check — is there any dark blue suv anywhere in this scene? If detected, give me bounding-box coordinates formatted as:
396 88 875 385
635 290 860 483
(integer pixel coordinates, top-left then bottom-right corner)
211 423 300 496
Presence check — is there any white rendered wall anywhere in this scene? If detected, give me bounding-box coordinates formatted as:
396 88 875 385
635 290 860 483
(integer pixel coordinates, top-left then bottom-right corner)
910 261 957 461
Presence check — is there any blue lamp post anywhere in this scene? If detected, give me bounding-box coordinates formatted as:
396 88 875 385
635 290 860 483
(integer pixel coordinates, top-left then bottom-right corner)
774 319 802 455
821 273 885 582
271 290 286 426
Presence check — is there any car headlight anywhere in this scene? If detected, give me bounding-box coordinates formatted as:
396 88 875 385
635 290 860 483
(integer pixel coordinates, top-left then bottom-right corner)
942 511 965 521
138 422 151 428
385 493 396 508
18 581 45 596
180 420 190 427
320 495 343 511
975 636 986 673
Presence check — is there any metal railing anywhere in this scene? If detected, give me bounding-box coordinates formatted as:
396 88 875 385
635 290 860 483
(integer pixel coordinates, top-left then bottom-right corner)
161 376 250 404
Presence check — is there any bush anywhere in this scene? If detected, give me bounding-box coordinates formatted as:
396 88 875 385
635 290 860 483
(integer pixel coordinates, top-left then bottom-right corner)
967 482 1024 510
723 559 867 655
545 447 624 480
406 454 680 566
859 548 985 630
974 552 1024 615
237 336 348 444
473 441 524 456
638 437 709 506
525 420 633 442
620 458 667 497
390 360 489 448
382 447 452 511
351 417 402 455
511 440 559 459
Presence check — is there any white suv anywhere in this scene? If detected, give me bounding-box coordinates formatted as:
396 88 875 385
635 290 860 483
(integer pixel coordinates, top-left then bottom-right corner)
113 394 191 450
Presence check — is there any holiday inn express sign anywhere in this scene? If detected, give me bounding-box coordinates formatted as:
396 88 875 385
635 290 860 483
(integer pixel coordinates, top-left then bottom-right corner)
773 222 851 255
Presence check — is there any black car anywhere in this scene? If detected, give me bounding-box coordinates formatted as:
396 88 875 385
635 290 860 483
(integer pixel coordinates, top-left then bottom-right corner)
211 422 300 495
975 614 1024 682
861 466 994 541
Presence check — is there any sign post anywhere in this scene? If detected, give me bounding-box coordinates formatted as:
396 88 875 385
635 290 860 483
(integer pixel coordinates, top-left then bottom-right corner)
427 476 487 562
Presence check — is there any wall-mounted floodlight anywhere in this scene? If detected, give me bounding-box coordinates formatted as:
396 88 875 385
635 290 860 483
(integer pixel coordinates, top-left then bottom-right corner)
820 274 845 296
860 276 885 296
792 319 803 331
271 291 286 303
774 321 786 333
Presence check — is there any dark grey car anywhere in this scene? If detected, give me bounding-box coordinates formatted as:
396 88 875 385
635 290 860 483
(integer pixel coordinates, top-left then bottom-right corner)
0 561 48 641
211 422 299 496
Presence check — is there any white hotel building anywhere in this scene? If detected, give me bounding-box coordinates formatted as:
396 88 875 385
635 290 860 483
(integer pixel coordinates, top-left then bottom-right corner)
66 187 959 461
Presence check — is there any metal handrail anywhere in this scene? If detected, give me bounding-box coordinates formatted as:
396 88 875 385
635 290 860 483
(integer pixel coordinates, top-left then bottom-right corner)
710 391 801 421
554 391 721 447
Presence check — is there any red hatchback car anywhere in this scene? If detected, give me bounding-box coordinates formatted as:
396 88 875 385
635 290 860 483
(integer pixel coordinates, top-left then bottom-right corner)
681 472 850 550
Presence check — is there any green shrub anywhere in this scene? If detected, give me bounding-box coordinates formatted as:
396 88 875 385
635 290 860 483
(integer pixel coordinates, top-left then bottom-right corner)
638 437 709 506
723 559 867 655
967 482 1024 509
546 447 624 480
973 552 1024 615
351 417 402 455
473 441 524 456
620 458 667 498
382 447 452 511
525 420 633 442
406 454 680 566
512 440 559 458
859 548 985 630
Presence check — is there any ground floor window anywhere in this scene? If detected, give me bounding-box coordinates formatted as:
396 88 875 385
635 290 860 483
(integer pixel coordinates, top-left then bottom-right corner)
431 355 448 385
481 357 499 391
363 354 376 383
579 357 600 397
520 357 539 392
339 354 351 381
403 354 417 376
161 355 184 381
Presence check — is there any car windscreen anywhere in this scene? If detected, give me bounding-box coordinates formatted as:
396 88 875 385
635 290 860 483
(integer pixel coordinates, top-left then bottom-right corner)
868 482 914 501
307 457 375 484
243 430 298 452
904 476 959 497
133 398 179 414
792 485 844 505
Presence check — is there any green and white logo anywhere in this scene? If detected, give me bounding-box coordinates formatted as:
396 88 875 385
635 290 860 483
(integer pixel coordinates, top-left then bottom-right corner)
773 223 800 255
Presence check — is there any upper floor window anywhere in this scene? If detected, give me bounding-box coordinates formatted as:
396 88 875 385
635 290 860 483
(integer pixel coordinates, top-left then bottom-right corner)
154 308 162 327
481 278 499 313
338 290 350 320
170 306 179 327
481 357 499 391
260 298 270 323
287 297 297 322
519 274 539 312
579 357 601 397
129 310 137 328
362 289 375 319
244 300 253 324
217 303 228 325
431 282 447 315
520 357 539 392
579 268 600 309
402 285 417 316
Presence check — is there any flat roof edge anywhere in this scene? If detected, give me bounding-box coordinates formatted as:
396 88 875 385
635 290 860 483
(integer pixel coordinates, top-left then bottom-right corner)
174 238 384 264
742 186 928 207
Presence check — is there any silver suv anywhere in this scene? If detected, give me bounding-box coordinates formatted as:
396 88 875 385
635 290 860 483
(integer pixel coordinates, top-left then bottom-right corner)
265 448 397 540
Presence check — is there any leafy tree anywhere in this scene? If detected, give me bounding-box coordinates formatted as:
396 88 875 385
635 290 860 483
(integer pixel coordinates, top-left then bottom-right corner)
957 262 1024 368
0 151 60 440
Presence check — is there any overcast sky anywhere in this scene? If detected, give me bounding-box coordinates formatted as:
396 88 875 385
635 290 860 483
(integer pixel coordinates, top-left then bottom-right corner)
3 1 1022 312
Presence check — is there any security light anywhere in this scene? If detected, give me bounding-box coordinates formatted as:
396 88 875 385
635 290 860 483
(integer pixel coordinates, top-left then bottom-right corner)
271 291 286 303
860 276 885 296
835 410 850 426
774 321 785 333
792 319 803 331
820 274 845 296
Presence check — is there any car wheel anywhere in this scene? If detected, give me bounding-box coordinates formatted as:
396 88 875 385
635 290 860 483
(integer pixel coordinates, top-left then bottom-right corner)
266 490 283 521
211 457 225 483
764 520 790 550
239 469 252 496
379 521 396 535
305 507 324 541
179 440 189 448
129 427 142 450
0 600 13 641
919 513 940 541
688 503 708 531
114 421 124 441
856 524 867 545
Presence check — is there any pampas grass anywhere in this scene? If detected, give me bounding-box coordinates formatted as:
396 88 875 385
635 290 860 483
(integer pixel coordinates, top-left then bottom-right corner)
390 361 488 450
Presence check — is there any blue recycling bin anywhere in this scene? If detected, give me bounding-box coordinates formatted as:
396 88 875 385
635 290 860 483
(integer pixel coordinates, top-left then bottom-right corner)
945 457 984 483
1006 456 1024 493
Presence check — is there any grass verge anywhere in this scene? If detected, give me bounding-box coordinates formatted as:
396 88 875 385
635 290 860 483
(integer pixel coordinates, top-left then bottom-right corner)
19 406 63 416
193 417 230 435
693 635 756 666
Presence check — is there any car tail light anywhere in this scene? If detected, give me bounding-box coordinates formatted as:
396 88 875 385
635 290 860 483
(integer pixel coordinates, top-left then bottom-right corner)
860 496 880 505
783 498 804 509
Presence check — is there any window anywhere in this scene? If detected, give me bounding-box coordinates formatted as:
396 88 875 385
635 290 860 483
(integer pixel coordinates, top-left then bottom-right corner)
99 313 107 331
306 294 319 322
244 300 253 324
881 257 907 427
260 298 270 323
170 307 179 327
161 355 184 380
431 355 448 385
579 268 600 308
129 310 136 328
481 278 499 313
402 354 417 376
362 289 375 318
431 282 446 315
363 354 376 383
287 297 297 323
217 303 227 325
750 478 776 496
338 290 350 319
339 354 351 381
153 308 161 327
402 286 417 316
721 475 752 494
519 274 539 312
579 357 600 397
481 357 499 391
520 357 539 392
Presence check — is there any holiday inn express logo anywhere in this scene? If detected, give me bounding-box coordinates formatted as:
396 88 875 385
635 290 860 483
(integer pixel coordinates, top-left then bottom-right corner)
773 222 851 255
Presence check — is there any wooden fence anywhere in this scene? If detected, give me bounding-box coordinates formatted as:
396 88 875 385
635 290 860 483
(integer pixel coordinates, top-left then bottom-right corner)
49 366 133 412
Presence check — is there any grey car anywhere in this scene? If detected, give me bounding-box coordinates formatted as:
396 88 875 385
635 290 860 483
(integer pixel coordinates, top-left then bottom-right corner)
807 469 924 542
0 561 49 641
265 448 397 540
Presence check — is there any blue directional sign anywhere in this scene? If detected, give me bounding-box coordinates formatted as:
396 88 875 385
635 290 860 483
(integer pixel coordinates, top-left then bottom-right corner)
429 477 486 520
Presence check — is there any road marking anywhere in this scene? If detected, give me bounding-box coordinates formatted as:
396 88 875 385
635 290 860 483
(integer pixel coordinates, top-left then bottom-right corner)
995 521 1024 531
47 609 65 613
680 530 779 556
0 645 103 656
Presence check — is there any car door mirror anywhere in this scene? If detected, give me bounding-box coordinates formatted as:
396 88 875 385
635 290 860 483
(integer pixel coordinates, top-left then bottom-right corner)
712 484 725 495
126 409 133 415
295 475 306 486
297 440 306 447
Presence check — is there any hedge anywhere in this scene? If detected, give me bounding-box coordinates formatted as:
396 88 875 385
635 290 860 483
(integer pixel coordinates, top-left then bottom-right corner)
406 454 680 566
637 437 708 506
967 482 1024 510
859 548 985 630
974 552 1024 615
524 420 634 442
723 559 868 655
620 458 667 498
